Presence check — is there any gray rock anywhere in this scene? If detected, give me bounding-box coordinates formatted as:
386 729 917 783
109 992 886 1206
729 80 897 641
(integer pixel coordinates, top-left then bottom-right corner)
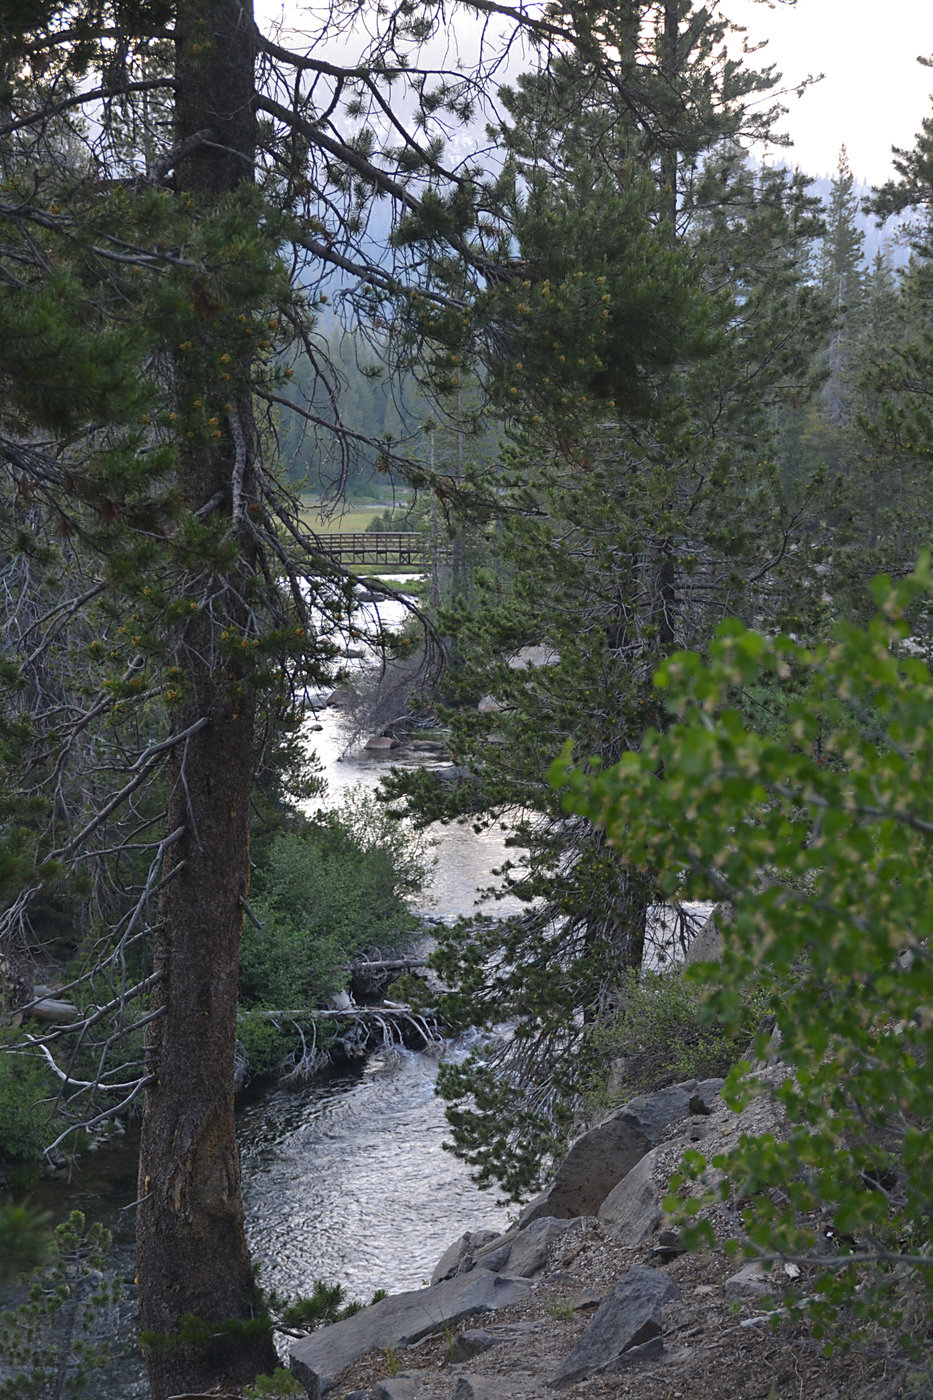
684 904 730 966
434 765 473 784
521 1084 699 1222
498 1216 579 1277
290 1270 533 1399
724 1261 770 1292
374 1378 430 1400
651 1228 686 1263
431 1230 500 1285
507 645 559 671
450 1328 499 1362
475 1244 512 1273
689 1079 724 1112
597 1149 663 1245
454 1378 537 1400
470 1216 580 1280
550 1266 682 1388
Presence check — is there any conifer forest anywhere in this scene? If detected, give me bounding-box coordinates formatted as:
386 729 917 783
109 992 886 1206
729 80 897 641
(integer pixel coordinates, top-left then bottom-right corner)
1 1 933 1396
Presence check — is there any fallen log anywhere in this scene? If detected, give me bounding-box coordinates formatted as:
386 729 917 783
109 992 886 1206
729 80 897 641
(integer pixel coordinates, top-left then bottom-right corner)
245 1003 434 1022
28 997 81 1023
239 1002 443 1075
350 958 428 975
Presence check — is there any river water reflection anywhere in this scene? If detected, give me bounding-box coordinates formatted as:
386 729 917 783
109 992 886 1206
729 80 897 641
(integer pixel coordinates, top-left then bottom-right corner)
237 678 518 1301
240 1045 510 1302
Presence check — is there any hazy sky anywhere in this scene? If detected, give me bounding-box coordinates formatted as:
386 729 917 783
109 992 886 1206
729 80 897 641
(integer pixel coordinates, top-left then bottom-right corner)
722 0 933 185
269 0 933 188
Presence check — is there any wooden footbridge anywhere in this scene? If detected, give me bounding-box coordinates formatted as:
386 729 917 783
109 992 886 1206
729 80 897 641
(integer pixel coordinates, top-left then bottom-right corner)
317 531 430 566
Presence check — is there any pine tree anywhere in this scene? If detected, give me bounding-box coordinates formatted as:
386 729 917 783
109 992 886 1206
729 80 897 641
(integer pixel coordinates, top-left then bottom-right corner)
857 72 933 584
821 146 868 428
0 1 644 1392
385 7 830 1198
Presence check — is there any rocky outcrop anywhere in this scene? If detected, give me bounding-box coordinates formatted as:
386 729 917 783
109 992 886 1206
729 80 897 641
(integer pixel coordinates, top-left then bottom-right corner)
290 1072 795 1400
596 1148 665 1244
519 1078 724 1223
432 1218 582 1286
550 1265 682 1387
683 904 729 966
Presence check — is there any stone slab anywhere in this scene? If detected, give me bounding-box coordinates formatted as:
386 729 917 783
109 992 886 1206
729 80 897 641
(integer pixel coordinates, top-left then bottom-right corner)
597 1149 664 1245
290 1270 533 1399
550 1266 682 1388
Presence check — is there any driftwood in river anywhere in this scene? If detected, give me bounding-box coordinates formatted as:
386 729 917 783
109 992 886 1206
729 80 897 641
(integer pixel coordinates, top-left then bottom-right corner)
239 1001 442 1082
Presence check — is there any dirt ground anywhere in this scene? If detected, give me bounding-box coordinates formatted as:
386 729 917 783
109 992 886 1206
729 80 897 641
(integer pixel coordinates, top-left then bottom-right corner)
327 1221 924 1400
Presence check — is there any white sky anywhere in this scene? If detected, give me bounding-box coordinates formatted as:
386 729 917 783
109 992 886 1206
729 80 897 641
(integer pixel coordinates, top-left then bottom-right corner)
721 0 933 185
269 0 933 189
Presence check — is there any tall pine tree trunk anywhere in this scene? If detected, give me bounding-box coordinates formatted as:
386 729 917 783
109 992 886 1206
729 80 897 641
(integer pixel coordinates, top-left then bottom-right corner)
135 1 276 1393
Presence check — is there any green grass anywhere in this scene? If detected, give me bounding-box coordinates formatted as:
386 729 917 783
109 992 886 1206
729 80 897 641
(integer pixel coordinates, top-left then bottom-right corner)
299 496 413 533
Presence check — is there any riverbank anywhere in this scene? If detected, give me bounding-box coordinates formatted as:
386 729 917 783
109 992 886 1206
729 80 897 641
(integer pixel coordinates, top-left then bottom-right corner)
327 1225 907 1400
289 1070 915 1400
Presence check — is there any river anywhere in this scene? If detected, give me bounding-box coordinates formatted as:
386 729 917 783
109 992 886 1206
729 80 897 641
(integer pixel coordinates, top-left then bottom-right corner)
238 675 520 1303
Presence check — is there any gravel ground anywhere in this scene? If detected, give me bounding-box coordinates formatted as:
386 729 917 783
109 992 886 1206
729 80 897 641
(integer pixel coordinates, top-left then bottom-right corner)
325 1217 920 1400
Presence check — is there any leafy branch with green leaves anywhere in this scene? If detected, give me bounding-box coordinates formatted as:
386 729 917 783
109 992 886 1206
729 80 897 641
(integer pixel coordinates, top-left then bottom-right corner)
554 557 933 1365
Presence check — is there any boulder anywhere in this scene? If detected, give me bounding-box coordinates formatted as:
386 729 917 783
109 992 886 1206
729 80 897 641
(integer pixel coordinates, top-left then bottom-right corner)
521 1081 723 1223
474 1216 580 1278
683 904 729 966
289 1269 533 1399
507 645 559 671
724 1260 770 1293
596 1149 664 1245
434 766 472 784
450 1329 499 1362
550 1266 682 1388
453 1378 537 1400
374 1376 433 1400
431 1230 501 1285
434 1217 583 1287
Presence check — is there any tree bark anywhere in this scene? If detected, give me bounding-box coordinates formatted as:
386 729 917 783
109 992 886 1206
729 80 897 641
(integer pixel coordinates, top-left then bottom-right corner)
135 1 276 1394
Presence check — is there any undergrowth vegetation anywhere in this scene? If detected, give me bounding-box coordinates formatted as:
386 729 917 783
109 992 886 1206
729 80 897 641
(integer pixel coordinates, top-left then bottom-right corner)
580 967 771 1114
237 787 431 1078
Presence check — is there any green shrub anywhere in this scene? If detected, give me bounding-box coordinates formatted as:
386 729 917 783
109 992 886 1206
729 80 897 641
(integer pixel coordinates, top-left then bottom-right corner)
236 1013 316 1079
0 1210 120 1400
240 790 430 1037
560 562 933 1367
0 1038 55 1162
0 1200 53 1280
243 1369 306 1399
580 968 770 1111
263 1279 390 1335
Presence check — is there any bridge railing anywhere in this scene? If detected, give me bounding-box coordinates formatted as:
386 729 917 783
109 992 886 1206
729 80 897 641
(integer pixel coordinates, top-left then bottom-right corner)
317 531 429 565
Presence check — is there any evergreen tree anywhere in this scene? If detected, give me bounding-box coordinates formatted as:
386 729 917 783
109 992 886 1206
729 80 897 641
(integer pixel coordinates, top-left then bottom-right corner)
857 72 933 589
386 7 829 1198
821 146 867 428
0 0 654 1392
